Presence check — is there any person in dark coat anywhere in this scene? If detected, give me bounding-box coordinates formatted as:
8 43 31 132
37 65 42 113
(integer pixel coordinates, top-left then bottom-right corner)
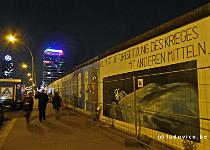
35 90 49 122
23 92 34 111
23 92 34 123
52 92 62 119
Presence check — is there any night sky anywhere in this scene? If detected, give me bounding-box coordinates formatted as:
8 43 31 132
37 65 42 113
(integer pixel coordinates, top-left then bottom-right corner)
0 0 209 86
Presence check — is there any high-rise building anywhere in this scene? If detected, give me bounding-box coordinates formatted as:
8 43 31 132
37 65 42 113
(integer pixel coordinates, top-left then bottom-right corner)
0 55 14 78
42 49 64 86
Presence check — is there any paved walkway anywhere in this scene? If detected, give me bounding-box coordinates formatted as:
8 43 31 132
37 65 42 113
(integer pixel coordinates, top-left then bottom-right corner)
0 101 145 150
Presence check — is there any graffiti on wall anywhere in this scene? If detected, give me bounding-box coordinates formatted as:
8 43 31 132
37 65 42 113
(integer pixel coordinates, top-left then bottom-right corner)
103 60 200 141
71 63 99 113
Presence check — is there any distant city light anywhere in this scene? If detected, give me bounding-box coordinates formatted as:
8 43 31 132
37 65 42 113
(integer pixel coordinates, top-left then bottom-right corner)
5 55 12 61
44 48 63 53
2 56 14 77
43 61 51 64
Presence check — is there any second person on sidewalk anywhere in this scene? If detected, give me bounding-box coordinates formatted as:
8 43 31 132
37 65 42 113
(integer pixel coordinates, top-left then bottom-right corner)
35 90 49 122
52 92 63 119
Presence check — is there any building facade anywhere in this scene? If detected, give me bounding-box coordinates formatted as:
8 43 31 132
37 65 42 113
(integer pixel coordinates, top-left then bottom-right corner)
42 49 64 86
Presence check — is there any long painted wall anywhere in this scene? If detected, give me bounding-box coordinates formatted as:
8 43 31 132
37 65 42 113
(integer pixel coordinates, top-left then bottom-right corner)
48 3 210 150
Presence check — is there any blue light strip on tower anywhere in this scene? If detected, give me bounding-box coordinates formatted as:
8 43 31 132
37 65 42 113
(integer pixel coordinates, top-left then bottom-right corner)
44 48 63 53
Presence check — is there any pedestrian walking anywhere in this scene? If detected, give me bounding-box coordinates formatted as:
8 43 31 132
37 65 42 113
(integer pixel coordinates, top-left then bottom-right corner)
35 90 49 122
52 92 62 119
23 92 34 123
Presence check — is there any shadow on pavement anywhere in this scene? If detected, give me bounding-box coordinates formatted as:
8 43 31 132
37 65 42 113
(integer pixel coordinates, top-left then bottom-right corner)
30 113 54 122
42 120 73 135
30 115 38 121
26 123 44 135
58 117 86 129
46 113 55 119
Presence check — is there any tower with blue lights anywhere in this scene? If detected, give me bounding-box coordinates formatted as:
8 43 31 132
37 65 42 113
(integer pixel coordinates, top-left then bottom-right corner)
42 49 64 86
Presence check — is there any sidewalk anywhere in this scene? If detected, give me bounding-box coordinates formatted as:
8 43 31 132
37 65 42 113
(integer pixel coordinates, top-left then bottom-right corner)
0 101 145 150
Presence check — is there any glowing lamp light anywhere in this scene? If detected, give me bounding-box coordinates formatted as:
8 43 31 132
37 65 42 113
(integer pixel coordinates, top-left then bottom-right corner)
6 34 17 43
22 64 28 69
27 73 31 77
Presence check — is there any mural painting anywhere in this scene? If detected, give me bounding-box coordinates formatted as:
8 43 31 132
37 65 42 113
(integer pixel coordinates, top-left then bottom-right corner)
72 71 78 107
103 60 200 141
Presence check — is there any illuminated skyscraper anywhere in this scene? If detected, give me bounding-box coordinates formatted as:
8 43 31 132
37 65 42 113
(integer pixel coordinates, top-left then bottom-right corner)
42 49 64 86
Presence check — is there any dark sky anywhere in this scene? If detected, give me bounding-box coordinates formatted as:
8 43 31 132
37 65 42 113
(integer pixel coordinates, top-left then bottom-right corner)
0 0 209 86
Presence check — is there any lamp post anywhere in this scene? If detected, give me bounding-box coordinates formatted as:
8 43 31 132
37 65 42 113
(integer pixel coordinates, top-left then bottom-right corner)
22 44 35 86
6 34 36 87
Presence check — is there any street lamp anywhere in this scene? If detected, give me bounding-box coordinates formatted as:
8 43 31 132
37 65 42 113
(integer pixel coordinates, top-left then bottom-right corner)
6 34 17 43
6 34 36 87
22 63 28 69
27 73 31 77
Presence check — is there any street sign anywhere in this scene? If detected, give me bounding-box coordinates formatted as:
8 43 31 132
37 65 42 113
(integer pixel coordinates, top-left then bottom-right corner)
4 55 12 61
1 87 13 99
